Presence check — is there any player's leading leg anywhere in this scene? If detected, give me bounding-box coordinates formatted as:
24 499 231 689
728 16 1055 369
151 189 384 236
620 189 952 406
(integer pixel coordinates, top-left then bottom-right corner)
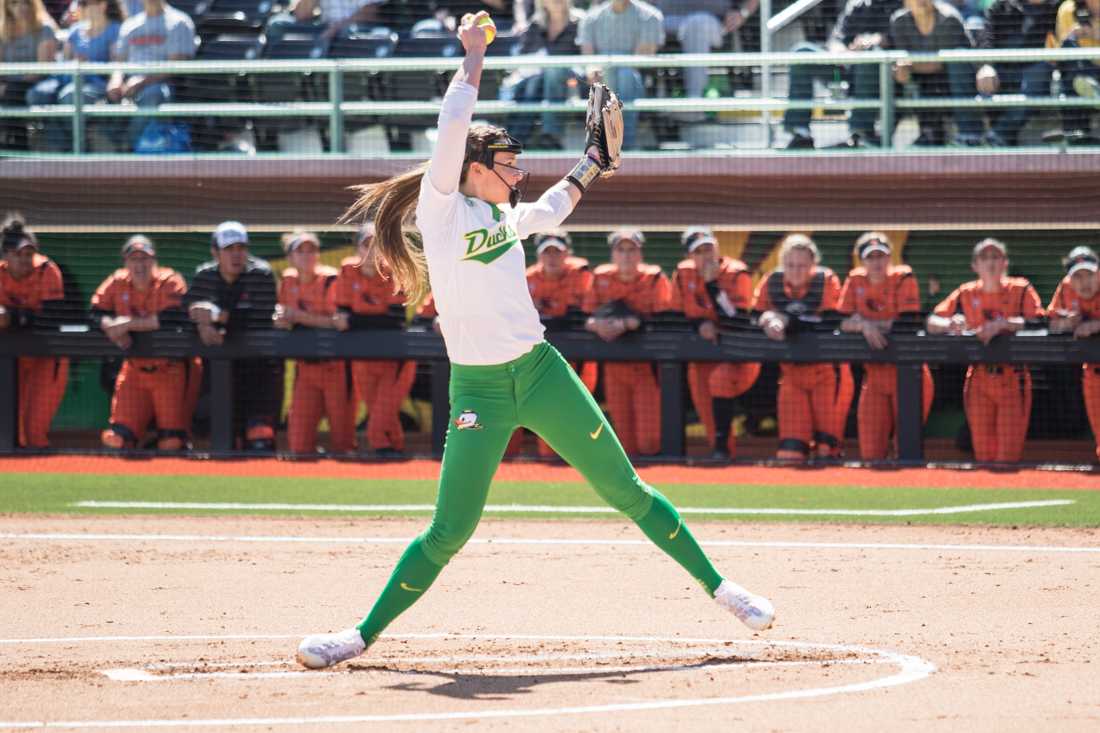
297 364 516 668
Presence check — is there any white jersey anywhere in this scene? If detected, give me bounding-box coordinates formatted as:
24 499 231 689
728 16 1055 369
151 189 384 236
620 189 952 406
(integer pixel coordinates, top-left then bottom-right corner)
416 80 575 366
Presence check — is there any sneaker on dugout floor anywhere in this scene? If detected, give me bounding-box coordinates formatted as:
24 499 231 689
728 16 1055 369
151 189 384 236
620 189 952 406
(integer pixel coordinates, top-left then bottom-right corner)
296 628 367 669
714 579 775 631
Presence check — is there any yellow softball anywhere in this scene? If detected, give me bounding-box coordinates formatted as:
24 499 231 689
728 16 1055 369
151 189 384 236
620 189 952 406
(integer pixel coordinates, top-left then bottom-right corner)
477 15 496 45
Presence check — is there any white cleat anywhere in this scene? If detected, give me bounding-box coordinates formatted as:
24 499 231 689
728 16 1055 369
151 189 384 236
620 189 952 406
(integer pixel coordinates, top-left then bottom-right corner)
296 628 367 669
714 579 775 631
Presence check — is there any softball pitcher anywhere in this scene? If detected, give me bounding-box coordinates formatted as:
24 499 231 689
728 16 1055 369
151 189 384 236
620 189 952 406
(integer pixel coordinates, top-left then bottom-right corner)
297 12 774 669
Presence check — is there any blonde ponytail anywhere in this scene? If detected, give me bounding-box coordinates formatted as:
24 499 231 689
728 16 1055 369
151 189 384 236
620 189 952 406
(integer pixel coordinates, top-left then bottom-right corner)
342 163 430 306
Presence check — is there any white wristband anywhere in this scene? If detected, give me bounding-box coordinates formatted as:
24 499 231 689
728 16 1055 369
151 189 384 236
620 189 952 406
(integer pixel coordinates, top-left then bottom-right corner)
209 305 222 323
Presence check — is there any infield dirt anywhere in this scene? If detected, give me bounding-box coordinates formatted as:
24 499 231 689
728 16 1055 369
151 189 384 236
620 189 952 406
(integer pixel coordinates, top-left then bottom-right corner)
1 515 1098 731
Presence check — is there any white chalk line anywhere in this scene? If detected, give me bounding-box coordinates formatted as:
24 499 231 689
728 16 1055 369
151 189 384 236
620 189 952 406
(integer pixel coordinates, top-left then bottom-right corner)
0 633 935 730
100 659 879 682
70 499 1076 517
2 531 1098 554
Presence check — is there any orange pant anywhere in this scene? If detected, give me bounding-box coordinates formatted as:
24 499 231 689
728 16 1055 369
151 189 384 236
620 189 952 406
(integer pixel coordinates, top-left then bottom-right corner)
105 359 192 449
777 362 853 456
352 360 416 451
604 361 661 456
686 361 761 455
963 365 1031 463
17 356 68 448
1082 365 1100 462
856 363 935 461
288 360 356 455
506 361 599 457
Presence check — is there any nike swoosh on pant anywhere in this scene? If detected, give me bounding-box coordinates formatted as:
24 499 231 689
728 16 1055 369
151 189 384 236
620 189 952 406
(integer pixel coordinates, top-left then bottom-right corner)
590 424 604 440
400 582 424 593
668 518 682 541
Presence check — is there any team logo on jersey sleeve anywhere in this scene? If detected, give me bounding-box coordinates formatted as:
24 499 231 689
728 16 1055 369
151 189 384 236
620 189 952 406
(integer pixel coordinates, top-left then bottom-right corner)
461 223 519 265
453 410 483 430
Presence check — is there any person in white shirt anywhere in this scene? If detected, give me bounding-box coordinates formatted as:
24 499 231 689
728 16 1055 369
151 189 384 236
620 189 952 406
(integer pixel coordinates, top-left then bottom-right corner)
295 11 774 670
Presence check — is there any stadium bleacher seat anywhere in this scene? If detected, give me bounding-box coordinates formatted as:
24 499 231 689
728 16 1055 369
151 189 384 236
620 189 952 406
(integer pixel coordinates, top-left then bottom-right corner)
171 0 213 22
198 0 278 39
178 33 265 151
331 27 398 139
258 26 328 151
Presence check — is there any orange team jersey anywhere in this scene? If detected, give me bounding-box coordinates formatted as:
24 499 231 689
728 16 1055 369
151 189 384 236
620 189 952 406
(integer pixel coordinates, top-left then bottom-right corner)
91 267 187 369
335 257 406 315
838 265 921 319
933 278 1043 327
0 253 64 310
526 262 593 318
672 257 753 320
752 267 842 314
91 267 187 318
583 263 671 315
278 265 339 316
1048 277 1100 320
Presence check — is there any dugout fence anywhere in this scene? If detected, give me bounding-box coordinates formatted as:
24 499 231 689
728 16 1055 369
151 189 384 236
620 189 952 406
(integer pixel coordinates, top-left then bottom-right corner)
2 326 1099 465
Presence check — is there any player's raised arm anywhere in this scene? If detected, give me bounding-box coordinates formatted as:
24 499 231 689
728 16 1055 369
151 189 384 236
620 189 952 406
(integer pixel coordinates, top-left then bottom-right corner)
427 13 490 197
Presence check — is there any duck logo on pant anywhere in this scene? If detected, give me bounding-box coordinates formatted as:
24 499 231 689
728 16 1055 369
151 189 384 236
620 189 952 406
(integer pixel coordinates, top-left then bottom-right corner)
454 410 483 430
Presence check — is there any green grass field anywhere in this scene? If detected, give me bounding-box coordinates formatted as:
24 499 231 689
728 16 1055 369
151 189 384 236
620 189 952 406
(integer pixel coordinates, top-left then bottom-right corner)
2 472 1098 528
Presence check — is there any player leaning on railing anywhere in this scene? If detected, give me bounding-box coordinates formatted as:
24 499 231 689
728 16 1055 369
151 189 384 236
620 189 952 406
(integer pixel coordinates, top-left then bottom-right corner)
296 11 774 670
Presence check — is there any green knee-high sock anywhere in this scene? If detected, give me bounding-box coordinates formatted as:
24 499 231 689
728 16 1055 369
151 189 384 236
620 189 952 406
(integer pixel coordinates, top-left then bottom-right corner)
356 537 445 646
634 489 724 596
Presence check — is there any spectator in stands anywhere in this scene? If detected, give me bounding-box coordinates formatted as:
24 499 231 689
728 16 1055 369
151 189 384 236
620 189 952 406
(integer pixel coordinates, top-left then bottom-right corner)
754 234 853 461
976 0 1058 146
0 214 69 448
578 0 665 150
838 232 934 461
288 0 389 39
783 0 902 149
26 0 124 152
889 0 983 145
500 0 586 149
1 0 60 150
1049 0 1100 142
335 222 416 457
274 229 357 457
91 235 196 451
650 0 754 105
1047 246 1100 462
927 238 1043 463
107 0 194 150
670 226 759 459
583 229 671 456
510 229 597 457
184 221 282 452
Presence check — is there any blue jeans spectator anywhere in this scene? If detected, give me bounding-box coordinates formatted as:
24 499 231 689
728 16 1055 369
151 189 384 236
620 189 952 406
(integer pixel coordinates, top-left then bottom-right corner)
1059 39 1099 136
500 66 582 146
604 65 645 150
27 76 109 151
910 62 982 142
664 12 724 99
782 42 880 139
127 82 173 150
989 62 1053 145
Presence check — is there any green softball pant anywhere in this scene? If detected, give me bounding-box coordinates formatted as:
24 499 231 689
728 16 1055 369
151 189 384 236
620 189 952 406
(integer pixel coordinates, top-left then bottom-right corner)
356 341 723 645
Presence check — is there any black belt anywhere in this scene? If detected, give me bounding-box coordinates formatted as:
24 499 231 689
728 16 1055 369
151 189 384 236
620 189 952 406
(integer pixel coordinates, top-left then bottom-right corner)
983 365 1023 375
139 365 159 374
